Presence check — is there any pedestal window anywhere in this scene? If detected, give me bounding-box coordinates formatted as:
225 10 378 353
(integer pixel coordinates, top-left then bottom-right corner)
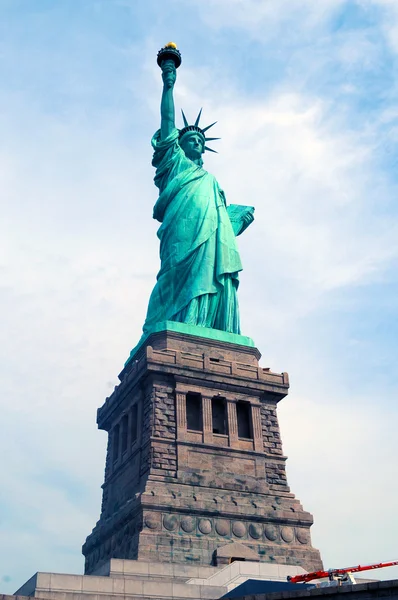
212 396 228 435
131 404 138 444
186 392 203 432
121 414 128 454
236 401 253 439
112 424 120 464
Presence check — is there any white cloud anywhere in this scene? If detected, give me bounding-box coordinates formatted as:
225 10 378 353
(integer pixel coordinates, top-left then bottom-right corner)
370 0 398 53
279 395 398 579
179 0 346 35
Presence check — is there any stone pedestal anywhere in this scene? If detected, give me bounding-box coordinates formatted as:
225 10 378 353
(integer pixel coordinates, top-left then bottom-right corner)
82 325 322 574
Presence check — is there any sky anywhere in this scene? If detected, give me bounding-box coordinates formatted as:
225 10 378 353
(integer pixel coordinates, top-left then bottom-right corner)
1 0 398 593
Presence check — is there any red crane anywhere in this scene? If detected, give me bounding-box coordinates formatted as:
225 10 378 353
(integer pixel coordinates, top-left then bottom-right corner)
287 560 398 584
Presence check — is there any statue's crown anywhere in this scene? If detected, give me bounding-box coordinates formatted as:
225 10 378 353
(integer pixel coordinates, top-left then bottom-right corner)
179 109 220 153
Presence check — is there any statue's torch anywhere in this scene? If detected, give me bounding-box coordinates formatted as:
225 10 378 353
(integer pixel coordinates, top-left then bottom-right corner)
157 42 182 68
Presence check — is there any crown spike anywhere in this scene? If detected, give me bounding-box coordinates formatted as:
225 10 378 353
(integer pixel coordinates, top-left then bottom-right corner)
181 109 189 128
202 121 217 133
194 108 203 127
204 145 218 153
204 137 221 142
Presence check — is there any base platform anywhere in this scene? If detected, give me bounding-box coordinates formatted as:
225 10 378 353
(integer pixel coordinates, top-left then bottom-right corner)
14 559 307 600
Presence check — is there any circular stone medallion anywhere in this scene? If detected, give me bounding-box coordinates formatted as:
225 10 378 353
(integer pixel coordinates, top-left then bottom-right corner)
281 526 294 543
198 518 212 534
249 523 262 539
181 516 196 533
215 520 230 537
163 514 178 531
232 521 246 538
264 524 278 541
144 513 160 530
296 529 310 545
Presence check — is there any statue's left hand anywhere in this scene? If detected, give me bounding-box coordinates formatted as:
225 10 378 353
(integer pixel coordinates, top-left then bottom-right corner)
226 204 254 236
242 211 254 227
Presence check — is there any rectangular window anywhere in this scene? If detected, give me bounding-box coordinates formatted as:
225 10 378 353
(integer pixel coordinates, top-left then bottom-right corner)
212 396 228 435
112 424 120 463
121 415 128 454
236 401 253 439
131 404 138 444
186 393 203 431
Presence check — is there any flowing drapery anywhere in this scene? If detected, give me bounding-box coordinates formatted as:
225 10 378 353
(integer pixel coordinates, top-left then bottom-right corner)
142 128 243 335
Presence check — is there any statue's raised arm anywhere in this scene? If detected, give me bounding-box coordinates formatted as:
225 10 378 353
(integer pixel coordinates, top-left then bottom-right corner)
156 43 181 140
160 59 176 140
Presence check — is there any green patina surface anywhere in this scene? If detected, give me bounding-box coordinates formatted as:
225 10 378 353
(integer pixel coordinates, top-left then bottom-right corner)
126 45 255 366
125 321 255 366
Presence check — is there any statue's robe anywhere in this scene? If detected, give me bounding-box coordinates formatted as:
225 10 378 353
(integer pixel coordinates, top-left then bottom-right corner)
142 128 243 335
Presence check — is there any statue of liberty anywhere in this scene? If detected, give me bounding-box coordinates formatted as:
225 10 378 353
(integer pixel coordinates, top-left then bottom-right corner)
141 43 254 341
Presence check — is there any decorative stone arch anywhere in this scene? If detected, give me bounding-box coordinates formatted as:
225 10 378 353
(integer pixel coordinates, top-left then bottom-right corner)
214 541 259 566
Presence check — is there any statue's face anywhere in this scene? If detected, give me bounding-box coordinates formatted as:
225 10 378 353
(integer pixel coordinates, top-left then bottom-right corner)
180 133 204 161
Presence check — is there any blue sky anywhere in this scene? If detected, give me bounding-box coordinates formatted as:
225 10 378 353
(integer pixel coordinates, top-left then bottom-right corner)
1 0 398 593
